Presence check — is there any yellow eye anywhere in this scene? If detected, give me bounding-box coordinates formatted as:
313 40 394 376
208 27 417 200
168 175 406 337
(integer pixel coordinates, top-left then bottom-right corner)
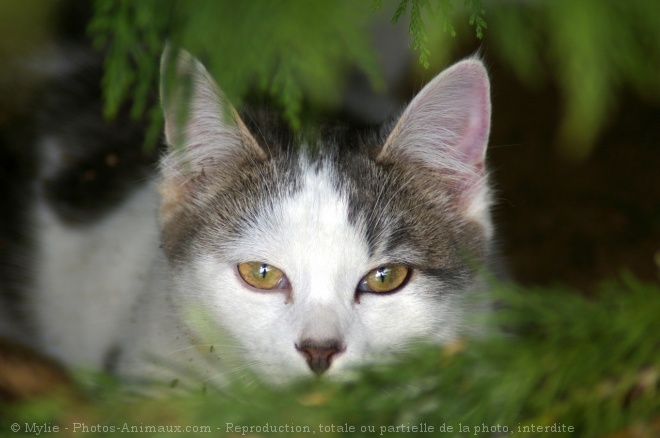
358 265 410 294
237 262 287 290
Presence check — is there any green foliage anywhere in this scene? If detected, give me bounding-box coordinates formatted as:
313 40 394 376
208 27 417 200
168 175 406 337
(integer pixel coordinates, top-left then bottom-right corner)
89 0 170 147
374 0 486 68
392 0 659 159
90 0 381 136
487 0 660 159
400 0 434 69
89 0 487 143
4 276 660 437
465 0 486 39
89 0 660 158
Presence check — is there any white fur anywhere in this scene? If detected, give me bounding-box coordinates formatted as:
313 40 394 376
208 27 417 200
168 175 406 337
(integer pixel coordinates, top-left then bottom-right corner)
33 176 161 368
111 160 461 387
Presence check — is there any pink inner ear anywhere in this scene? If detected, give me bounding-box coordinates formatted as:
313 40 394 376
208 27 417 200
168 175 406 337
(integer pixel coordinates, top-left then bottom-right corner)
379 59 492 220
439 61 491 171
460 93 490 169
381 59 491 176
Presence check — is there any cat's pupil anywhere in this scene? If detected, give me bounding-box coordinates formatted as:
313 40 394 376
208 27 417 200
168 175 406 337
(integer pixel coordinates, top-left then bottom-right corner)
259 264 269 279
375 267 389 283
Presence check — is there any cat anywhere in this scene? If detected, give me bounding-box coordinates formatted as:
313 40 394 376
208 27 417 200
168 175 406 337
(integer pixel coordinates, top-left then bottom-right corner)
10 48 494 390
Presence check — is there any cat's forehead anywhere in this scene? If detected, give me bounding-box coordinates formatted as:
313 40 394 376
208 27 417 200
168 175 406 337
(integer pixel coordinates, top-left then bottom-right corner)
213 150 368 252
232 160 372 287
204 146 473 264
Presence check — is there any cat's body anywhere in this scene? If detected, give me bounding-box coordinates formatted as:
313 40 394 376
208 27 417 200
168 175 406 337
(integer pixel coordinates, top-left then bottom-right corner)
4 50 494 389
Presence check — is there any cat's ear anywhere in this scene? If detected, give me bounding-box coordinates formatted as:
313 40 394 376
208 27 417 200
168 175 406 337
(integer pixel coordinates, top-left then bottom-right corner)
158 47 264 221
159 46 264 183
378 59 491 229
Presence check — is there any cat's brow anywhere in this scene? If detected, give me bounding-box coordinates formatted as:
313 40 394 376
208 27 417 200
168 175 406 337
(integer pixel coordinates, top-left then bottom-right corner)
364 166 395 231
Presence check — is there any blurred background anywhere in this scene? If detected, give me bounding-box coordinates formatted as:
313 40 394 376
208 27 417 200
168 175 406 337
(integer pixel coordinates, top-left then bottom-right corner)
0 0 658 295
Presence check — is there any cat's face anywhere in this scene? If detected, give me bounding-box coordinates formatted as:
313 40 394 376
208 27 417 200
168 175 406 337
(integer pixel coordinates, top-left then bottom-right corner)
157 49 492 384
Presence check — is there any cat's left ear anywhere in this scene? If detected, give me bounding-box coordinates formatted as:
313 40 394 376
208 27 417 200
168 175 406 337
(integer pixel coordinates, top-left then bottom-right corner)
158 47 264 223
159 46 264 183
378 58 491 228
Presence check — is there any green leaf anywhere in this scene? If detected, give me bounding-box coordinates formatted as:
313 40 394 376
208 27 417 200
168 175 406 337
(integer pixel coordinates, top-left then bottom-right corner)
391 0 410 24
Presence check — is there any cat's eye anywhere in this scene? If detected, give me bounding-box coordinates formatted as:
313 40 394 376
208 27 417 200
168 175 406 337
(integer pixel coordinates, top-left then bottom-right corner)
237 262 288 290
357 265 410 294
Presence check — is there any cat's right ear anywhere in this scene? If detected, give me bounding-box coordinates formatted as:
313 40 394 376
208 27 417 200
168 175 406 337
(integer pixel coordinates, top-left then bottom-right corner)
160 47 265 179
159 47 264 218
376 59 492 234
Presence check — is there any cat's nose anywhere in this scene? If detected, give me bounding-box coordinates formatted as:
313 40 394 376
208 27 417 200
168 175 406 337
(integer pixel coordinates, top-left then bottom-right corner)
295 339 343 375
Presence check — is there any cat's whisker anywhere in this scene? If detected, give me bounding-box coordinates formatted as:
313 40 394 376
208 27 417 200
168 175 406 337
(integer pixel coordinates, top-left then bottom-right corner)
244 149 276 204
243 110 272 157
375 173 415 217
364 166 395 227
363 173 417 247
201 360 261 387
164 343 251 357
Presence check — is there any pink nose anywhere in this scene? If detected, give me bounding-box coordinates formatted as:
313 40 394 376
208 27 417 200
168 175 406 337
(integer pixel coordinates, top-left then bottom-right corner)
296 340 343 375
